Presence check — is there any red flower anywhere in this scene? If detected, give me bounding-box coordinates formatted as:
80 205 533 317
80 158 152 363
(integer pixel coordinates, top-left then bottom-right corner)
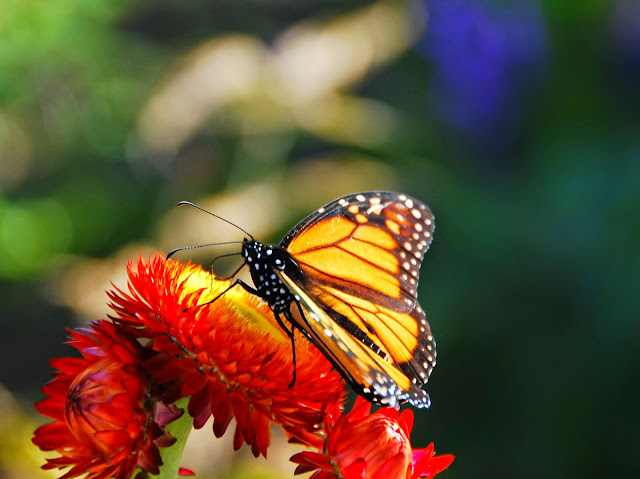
32 320 180 479
291 397 454 479
107 254 346 457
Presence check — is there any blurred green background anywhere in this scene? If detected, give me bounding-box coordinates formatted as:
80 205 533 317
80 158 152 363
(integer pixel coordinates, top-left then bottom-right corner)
1 0 639 478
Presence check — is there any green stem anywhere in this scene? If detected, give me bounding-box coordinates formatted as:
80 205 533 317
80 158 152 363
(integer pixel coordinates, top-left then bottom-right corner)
157 398 193 479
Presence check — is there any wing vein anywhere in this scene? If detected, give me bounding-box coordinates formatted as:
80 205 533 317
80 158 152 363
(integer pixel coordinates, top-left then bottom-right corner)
334 244 394 272
319 288 416 361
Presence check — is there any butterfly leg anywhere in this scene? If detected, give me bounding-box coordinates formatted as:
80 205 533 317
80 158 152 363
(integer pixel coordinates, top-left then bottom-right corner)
279 299 322 389
193 278 257 311
199 278 300 388
274 310 297 388
234 280 298 388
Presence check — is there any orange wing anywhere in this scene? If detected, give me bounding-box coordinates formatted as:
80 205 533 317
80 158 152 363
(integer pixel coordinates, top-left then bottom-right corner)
279 191 436 408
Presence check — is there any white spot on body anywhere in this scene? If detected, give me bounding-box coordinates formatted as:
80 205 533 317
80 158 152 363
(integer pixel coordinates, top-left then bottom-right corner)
356 194 366 202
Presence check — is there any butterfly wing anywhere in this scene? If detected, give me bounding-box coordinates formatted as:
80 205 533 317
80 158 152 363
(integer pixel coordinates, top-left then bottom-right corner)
279 191 436 408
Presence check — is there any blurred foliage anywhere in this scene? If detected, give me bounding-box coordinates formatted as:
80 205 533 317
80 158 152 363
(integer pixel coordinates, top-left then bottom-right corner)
1 0 639 478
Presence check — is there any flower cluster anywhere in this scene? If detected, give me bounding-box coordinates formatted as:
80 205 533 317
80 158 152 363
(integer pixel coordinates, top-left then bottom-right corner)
33 254 454 478
418 0 548 151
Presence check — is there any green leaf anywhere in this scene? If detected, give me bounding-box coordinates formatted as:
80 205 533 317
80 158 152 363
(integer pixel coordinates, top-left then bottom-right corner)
157 398 194 479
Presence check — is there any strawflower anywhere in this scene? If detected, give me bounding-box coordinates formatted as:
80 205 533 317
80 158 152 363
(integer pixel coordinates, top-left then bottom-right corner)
106 254 346 457
32 320 180 479
291 397 454 479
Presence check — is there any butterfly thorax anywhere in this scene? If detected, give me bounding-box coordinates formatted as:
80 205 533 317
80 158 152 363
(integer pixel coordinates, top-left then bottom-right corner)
241 239 301 314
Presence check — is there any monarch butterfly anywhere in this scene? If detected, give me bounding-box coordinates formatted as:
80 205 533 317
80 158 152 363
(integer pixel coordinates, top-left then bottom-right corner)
170 191 437 408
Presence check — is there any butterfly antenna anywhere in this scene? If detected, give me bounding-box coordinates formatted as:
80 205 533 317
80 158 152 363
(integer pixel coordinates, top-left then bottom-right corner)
166 241 243 259
177 201 255 241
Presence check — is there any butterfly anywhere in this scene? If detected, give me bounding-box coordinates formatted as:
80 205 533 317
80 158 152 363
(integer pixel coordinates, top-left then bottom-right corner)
170 191 437 408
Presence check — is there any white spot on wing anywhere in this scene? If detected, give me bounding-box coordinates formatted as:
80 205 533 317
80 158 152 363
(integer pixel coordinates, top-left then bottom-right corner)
367 204 384 215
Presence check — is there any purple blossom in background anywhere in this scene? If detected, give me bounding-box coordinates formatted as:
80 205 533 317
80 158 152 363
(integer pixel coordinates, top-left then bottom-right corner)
417 0 548 147
611 0 640 73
